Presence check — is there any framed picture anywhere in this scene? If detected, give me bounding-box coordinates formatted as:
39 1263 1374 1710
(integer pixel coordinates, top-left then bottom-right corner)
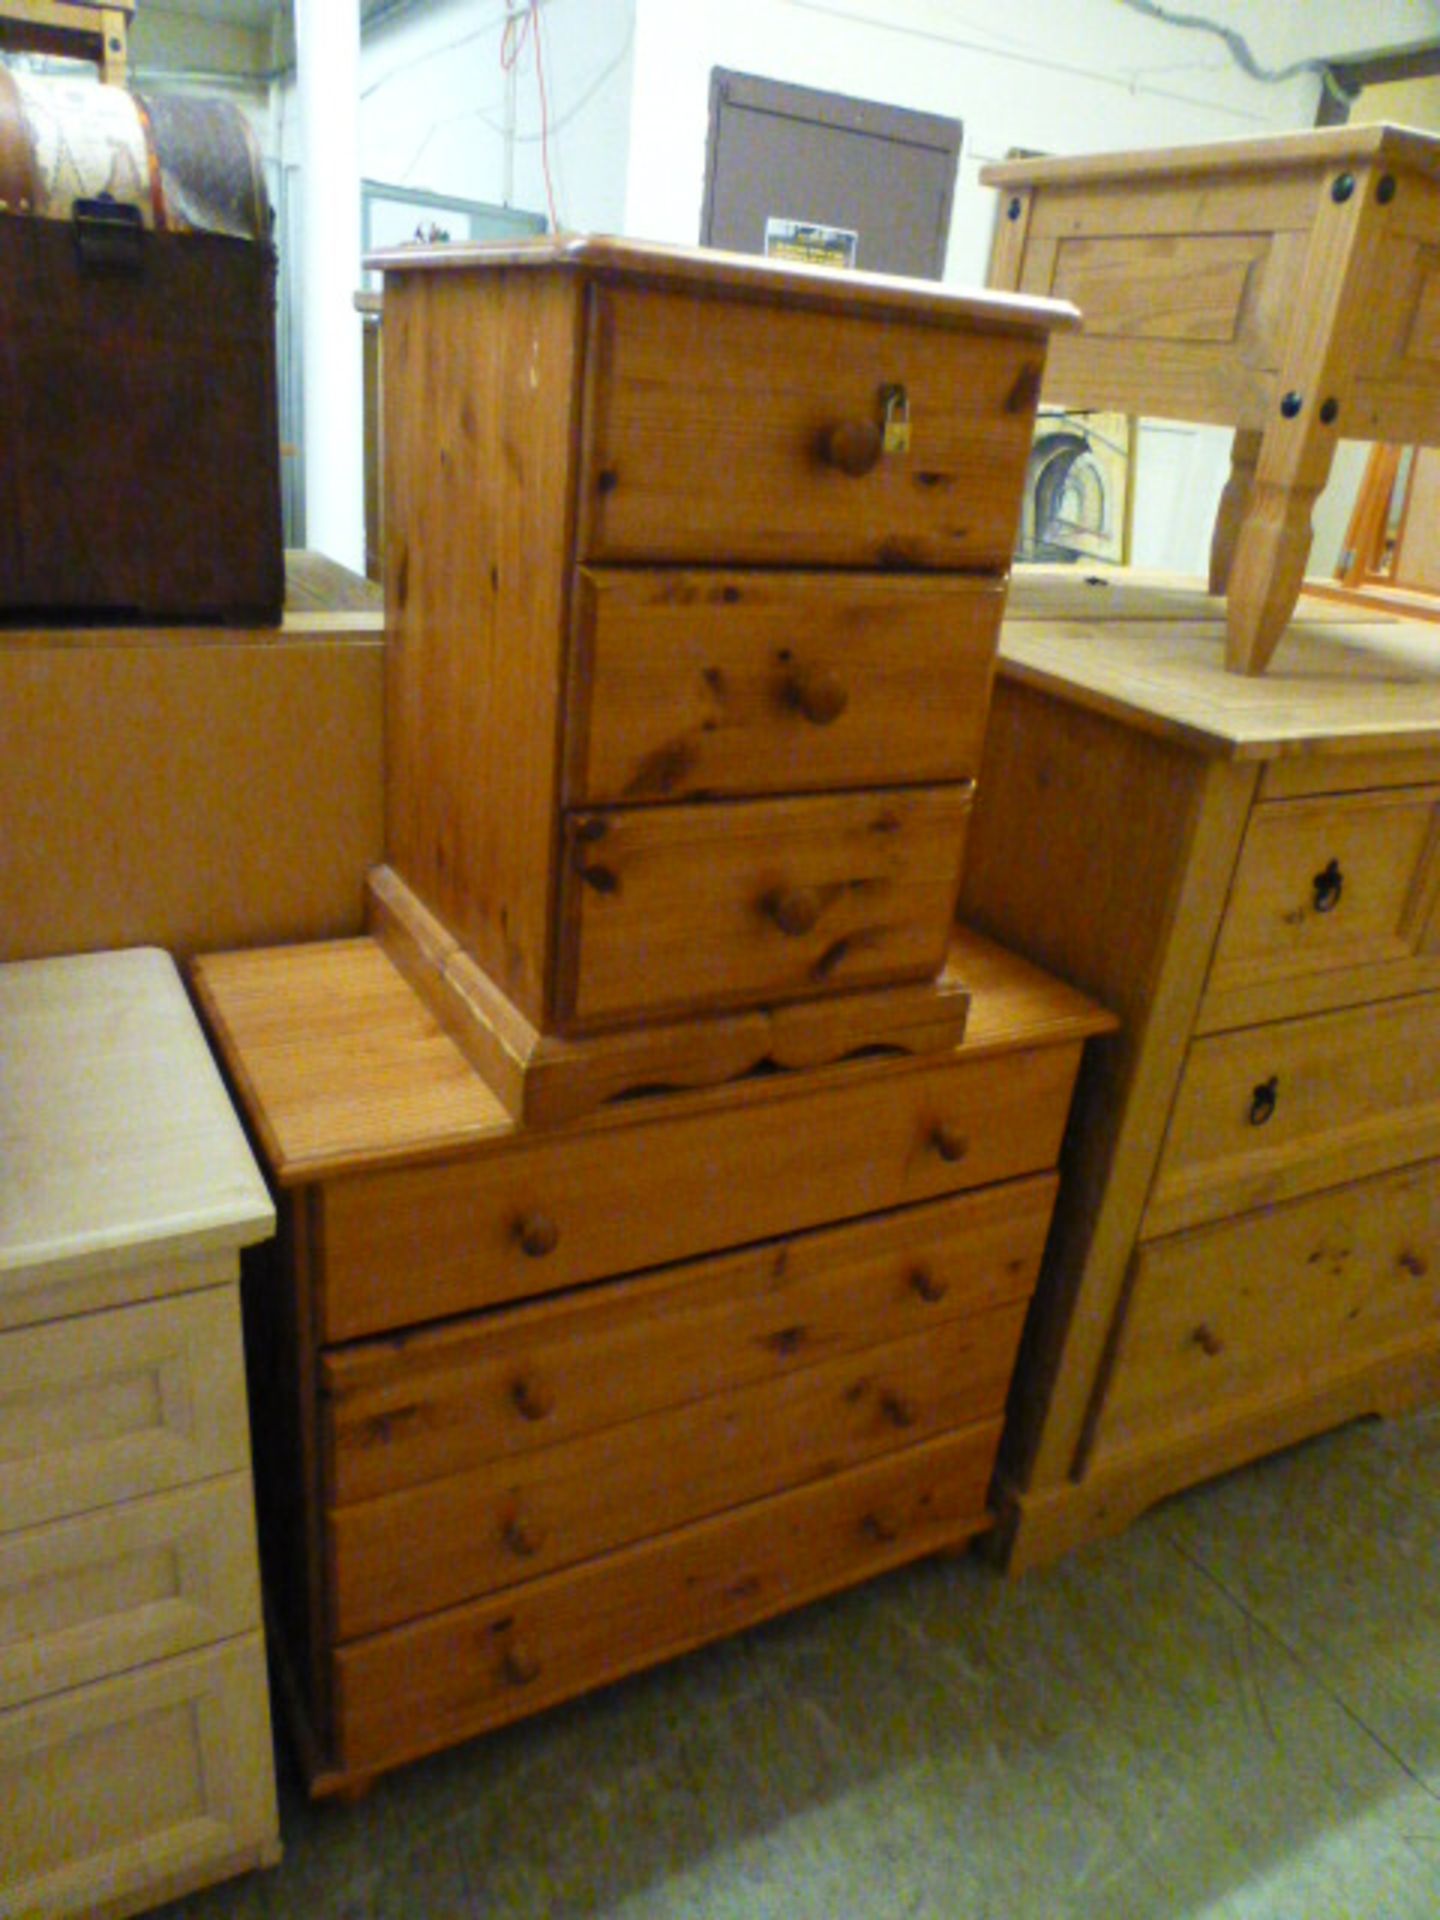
1016 409 1134 566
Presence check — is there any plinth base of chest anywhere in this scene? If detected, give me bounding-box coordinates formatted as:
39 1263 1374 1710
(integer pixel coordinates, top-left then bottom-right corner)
368 865 973 1128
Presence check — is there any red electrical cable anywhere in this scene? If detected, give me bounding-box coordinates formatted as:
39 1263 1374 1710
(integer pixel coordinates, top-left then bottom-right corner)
499 0 561 233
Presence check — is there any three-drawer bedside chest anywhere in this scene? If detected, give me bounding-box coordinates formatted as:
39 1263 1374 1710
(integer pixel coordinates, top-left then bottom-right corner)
959 570 1440 1571
0 948 280 1916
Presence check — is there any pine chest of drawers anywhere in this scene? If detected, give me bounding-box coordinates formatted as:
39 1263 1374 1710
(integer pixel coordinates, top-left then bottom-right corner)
959 570 1440 1570
192 927 1112 1794
0 949 280 1918
366 235 1075 1123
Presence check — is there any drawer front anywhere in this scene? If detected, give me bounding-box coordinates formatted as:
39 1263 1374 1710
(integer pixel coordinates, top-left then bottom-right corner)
0 1288 252 1534
1091 1160 1440 1464
569 569 1001 804
0 1473 261 1713
1201 784 1440 1025
558 785 970 1028
1147 992 1440 1237
322 1176 1057 1504
578 284 1042 568
329 1304 1027 1639
0 1633 277 1920
317 1040 1083 1342
333 1426 998 1775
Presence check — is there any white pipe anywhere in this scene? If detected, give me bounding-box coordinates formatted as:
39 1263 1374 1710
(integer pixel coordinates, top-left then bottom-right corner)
296 0 365 573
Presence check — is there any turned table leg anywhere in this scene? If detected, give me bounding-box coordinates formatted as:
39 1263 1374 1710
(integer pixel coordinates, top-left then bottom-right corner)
1209 428 1263 594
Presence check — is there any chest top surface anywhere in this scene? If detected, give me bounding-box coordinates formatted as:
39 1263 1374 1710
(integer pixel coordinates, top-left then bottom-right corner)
0 946 274 1282
980 121 1440 191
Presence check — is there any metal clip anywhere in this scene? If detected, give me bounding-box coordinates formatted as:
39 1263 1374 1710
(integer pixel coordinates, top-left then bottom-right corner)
73 196 145 273
880 383 911 455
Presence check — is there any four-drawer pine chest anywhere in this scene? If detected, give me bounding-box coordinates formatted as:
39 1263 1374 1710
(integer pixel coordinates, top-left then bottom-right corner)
960 570 1440 1571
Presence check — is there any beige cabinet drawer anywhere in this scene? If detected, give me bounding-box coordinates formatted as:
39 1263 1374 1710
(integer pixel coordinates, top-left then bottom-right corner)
578 283 1041 569
1091 1159 1440 1465
569 569 1001 804
1147 991 1440 1236
333 1425 997 1775
0 1474 261 1713
321 1176 1057 1504
0 1632 277 1920
329 1303 1027 1639
0 1288 251 1534
1200 783 1440 1028
558 785 970 1028
316 1040 1084 1342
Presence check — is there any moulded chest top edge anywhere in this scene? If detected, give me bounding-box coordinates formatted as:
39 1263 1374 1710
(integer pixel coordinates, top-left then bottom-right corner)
981 120 1440 189
364 232 1080 339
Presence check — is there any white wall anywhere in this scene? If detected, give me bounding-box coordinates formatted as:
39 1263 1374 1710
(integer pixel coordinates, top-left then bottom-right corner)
358 0 635 232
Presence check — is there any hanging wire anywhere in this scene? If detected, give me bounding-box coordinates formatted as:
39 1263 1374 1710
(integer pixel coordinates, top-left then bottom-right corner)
499 0 560 230
1113 0 1361 107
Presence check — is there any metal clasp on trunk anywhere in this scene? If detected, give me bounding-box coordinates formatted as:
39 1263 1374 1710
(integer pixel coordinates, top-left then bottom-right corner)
73 195 145 272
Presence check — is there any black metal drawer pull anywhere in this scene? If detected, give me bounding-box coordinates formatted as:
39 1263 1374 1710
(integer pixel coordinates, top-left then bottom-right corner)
1249 1075 1279 1127
1312 858 1343 913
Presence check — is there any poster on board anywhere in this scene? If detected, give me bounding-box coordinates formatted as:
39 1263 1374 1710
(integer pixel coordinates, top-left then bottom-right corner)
763 218 859 269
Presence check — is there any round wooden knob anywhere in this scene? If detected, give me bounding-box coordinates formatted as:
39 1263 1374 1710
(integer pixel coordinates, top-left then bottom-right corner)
908 1264 948 1304
500 1639 541 1687
820 419 883 477
502 1513 546 1559
785 665 849 726
766 886 823 938
931 1122 969 1163
509 1375 553 1422
514 1211 559 1258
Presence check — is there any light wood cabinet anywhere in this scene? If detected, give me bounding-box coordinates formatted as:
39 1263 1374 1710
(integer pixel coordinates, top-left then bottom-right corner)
959 570 1440 1570
0 949 280 1917
192 926 1112 1795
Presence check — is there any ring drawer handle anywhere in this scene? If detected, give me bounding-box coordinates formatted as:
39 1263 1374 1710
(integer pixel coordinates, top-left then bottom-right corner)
1312 858 1344 913
514 1211 559 1258
784 665 849 727
930 1122 969 1163
1190 1323 1224 1357
862 1510 900 1544
765 886 823 937
820 418 884 477
1248 1075 1279 1127
880 1389 919 1430
510 1375 553 1422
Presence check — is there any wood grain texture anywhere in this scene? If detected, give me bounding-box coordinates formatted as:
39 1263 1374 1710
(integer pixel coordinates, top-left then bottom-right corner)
557 785 971 1026
578 283 1047 570
981 123 1440 189
331 1427 999 1777
1145 987 1440 1237
320 1177 1057 1505
382 266 583 1023
329 1308 1027 1639
315 1037 1085 1342
1089 1159 1440 1461
569 568 1001 802
192 926 1111 1185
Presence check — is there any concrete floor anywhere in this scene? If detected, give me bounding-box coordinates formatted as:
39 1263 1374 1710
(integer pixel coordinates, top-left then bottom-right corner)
157 1404 1440 1920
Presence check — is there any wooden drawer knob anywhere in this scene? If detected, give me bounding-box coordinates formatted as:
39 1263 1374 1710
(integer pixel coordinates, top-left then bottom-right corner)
514 1211 559 1258
500 1638 541 1687
784 665 849 727
510 1375 553 1422
502 1513 547 1559
930 1122 969 1163
1312 857 1344 914
820 418 883 477
880 1389 919 1430
908 1264 948 1304
765 886 823 938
